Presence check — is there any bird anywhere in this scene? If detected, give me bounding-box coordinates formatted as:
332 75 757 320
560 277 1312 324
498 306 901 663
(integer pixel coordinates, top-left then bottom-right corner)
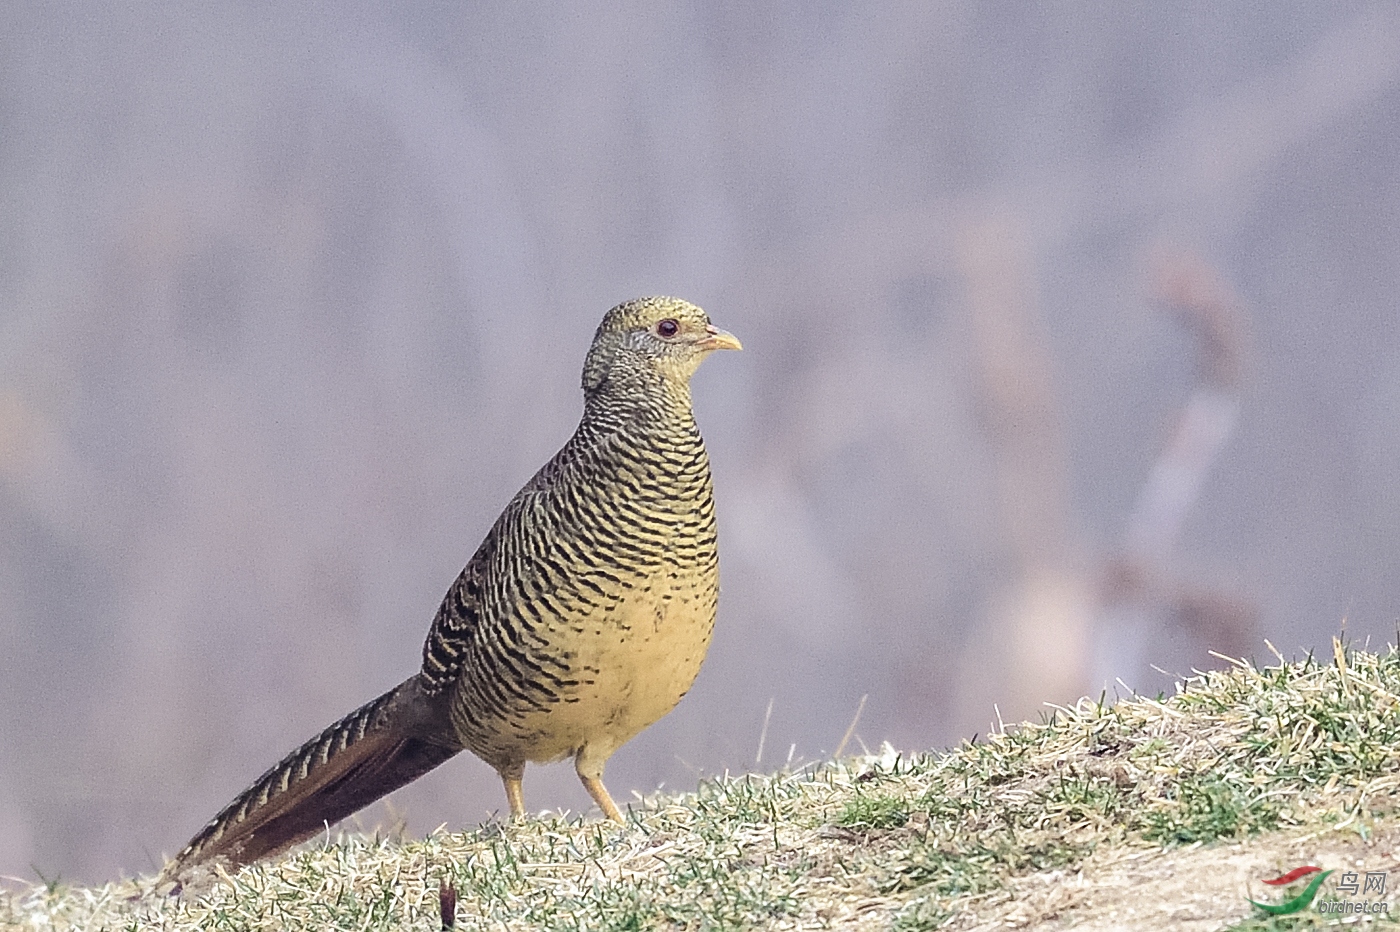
163 296 740 881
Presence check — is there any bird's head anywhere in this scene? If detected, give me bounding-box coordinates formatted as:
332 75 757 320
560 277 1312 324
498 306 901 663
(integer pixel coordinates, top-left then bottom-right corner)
582 296 741 394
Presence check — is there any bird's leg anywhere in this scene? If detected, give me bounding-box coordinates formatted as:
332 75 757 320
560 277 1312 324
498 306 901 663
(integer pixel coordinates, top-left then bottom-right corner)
580 775 625 824
575 750 625 823
498 764 526 819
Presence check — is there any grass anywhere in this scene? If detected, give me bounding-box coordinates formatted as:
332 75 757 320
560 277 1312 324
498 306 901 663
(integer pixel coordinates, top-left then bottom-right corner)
7 642 1400 929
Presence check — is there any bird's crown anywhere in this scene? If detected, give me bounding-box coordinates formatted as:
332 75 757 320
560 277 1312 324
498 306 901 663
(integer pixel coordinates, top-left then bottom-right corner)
595 296 711 336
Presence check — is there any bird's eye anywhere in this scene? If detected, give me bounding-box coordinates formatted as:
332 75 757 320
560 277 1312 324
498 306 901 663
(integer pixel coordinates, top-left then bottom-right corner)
656 319 680 338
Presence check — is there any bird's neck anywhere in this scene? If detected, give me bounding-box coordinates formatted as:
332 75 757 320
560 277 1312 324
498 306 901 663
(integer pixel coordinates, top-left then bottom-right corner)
582 372 698 440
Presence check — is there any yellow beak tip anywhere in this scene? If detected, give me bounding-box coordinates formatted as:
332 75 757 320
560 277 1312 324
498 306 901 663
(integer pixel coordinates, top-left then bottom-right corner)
701 328 742 352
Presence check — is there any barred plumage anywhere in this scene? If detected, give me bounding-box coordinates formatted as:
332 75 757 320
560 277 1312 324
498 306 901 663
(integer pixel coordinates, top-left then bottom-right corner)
164 297 739 882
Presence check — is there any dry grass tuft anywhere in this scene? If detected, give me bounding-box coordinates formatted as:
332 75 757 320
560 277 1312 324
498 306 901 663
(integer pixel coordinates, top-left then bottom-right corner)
8 643 1400 930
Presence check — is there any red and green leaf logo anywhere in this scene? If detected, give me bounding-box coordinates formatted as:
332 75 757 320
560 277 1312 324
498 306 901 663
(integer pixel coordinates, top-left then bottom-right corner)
1250 866 1332 916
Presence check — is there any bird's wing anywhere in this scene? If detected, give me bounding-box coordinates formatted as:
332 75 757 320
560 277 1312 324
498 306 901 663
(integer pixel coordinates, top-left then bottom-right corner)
421 527 496 694
419 450 571 694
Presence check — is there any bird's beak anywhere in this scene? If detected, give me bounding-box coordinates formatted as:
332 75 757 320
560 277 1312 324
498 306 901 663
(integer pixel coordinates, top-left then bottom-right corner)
696 324 742 352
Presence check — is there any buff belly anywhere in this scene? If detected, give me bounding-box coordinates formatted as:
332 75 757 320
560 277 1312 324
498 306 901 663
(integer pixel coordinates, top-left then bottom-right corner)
456 569 717 769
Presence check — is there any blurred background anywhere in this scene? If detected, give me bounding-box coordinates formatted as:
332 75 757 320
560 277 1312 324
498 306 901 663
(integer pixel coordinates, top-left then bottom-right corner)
3 1 1400 883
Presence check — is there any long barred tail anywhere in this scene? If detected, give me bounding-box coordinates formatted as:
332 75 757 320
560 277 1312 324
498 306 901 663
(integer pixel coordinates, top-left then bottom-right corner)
165 676 459 880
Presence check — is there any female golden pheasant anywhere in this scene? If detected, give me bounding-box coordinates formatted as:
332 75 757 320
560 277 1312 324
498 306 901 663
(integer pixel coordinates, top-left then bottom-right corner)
165 296 740 879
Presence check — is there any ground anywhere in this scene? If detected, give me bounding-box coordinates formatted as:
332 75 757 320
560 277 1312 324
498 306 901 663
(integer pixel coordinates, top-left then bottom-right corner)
5 644 1400 930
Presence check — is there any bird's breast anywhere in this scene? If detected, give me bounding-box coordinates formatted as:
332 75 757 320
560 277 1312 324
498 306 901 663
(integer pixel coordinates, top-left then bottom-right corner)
451 434 721 767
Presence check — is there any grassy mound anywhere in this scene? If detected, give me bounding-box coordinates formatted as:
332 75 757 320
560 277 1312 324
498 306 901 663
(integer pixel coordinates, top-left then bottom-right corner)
6 643 1400 930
